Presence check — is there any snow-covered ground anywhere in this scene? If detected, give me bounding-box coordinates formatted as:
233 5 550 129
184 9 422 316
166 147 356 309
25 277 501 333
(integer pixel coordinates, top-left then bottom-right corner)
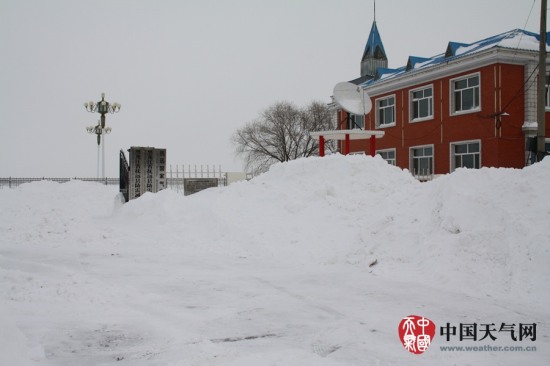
1 154 548 365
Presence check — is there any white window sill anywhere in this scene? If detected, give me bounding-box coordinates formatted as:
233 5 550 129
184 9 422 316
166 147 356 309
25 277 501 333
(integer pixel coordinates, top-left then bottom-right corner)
376 123 396 129
410 116 434 123
451 107 480 116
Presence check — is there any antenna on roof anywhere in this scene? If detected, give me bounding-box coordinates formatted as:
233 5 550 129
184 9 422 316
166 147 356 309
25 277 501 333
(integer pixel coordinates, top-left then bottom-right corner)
371 0 376 56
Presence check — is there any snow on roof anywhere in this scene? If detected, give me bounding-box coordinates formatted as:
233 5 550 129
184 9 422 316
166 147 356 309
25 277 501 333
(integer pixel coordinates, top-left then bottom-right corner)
375 67 404 80
361 29 550 87
406 56 431 70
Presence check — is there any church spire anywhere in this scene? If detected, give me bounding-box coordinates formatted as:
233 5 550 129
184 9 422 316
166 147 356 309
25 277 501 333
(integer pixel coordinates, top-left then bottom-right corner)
360 3 388 78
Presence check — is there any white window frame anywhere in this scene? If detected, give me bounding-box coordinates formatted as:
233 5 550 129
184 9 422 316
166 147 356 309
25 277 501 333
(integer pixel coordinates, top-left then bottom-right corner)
375 94 396 128
450 140 482 172
450 72 481 115
410 144 434 178
349 114 365 129
376 148 396 165
409 84 434 122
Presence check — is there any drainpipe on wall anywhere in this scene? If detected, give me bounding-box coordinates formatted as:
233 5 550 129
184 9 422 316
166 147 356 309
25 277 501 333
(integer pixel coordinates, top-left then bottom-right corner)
537 0 547 161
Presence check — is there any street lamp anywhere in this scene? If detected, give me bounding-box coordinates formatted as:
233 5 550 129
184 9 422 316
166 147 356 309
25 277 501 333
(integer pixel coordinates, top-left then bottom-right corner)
84 93 120 179
86 122 112 178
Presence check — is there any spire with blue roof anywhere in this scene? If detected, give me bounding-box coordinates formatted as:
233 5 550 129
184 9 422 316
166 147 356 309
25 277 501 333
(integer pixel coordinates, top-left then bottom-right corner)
360 19 388 78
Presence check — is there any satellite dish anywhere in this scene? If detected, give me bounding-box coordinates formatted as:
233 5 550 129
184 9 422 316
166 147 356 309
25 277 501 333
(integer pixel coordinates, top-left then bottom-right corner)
333 82 372 115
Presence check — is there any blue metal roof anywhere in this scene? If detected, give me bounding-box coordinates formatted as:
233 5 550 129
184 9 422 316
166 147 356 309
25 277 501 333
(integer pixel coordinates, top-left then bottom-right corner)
406 56 431 71
445 42 469 57
360 29 550 87
375 67 404 80
362 21 387 61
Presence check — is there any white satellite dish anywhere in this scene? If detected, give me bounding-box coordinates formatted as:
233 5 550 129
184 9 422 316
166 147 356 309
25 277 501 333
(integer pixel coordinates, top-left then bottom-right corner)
333 82 372 115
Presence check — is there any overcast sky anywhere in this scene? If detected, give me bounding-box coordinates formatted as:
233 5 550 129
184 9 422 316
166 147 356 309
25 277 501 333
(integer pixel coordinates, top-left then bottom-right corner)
0 0 542 177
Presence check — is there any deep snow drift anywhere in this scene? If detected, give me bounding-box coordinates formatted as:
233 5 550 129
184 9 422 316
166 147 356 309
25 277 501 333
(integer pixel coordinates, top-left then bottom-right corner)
0 154 548 365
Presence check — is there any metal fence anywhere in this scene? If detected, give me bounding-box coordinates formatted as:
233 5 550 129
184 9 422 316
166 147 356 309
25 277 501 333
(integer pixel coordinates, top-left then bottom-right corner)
0 169 228 192
1 165 239 192
0 177 119 189
166 165 227 194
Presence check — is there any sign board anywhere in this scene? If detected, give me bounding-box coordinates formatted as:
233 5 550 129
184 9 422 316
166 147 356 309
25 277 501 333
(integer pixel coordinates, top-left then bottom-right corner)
128 147 166 200
184 178 218 196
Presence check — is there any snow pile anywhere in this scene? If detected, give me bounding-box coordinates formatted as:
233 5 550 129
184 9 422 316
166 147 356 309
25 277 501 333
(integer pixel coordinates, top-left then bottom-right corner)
1 154 548 365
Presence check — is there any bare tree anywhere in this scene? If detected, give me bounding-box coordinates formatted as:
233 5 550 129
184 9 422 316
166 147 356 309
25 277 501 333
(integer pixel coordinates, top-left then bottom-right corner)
232 101 335 173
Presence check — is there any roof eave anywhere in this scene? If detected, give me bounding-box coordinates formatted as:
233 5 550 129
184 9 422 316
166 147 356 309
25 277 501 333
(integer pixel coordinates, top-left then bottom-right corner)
362 47 540 96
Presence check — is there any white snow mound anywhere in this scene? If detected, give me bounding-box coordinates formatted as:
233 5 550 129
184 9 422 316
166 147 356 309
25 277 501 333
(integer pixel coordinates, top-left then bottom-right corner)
1 154 548 365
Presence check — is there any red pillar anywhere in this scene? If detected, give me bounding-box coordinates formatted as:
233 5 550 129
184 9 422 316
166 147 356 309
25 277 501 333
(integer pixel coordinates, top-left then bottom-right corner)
319 135 325 157
369 135 376 157
345 134 350 155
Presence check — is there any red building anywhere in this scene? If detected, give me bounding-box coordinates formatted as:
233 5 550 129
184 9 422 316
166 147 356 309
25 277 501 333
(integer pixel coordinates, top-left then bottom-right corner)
334 22 550 178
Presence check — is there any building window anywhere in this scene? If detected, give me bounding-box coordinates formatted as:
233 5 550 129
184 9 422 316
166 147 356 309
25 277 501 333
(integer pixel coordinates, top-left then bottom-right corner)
451 73 480 114
410 85 433 122
377 149 396 165
450 141 481 172
348 114 364 129
375 95 396 127
410 145 434 177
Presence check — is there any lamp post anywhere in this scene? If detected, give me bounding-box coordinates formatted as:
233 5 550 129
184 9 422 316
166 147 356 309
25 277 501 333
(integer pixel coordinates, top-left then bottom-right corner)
86 123 112 178
84 93 121 178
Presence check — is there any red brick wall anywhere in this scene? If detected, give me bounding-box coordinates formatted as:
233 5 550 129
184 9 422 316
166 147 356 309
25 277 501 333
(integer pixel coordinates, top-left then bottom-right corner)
338 62 541 173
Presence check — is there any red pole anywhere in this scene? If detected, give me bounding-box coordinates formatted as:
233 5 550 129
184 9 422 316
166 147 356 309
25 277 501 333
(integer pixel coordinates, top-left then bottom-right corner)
319 135 325 157
345 134 350 155
369 135 376 157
